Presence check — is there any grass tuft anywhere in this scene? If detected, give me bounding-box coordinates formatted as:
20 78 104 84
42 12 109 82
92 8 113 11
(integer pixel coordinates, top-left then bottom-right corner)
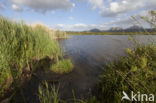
50 59 74 74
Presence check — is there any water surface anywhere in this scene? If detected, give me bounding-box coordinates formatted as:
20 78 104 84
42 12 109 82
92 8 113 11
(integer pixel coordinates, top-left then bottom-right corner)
60 35 156 66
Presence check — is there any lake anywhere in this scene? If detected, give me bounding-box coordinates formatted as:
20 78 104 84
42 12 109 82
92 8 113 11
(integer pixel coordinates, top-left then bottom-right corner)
60 35 156 69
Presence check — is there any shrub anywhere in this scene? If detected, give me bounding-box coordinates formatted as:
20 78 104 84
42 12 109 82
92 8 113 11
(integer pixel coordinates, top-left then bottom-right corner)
98 44 156 103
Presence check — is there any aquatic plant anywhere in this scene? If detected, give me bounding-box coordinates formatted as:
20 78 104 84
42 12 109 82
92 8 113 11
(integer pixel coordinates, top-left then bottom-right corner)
38 81 60 103
38 82 100 103
50 59 74 74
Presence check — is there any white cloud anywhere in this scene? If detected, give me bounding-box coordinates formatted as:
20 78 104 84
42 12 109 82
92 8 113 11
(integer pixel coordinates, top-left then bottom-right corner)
110 2 119 12
88 0 104 9
9 0 75 13
52 23 107 31
52 20 142 31
12 4 23 12
52 10 152 31
88 0 156 17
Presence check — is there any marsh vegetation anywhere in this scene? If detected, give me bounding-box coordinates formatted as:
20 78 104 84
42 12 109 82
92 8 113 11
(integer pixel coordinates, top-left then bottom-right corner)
0 16 73 102
0 11 156 103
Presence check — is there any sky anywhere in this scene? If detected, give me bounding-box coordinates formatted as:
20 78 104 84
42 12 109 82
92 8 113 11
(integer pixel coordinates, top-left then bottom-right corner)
0 0 156 31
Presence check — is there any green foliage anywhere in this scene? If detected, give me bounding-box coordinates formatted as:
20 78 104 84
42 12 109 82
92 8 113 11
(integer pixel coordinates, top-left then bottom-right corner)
38 83 99 103
50 59 74 74
98 44 156 103
38 81 60 103
55 30 67 39
0 16 62 96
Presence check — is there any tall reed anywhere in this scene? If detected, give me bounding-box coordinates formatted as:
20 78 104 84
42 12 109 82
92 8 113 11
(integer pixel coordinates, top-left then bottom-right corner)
0 16 62 97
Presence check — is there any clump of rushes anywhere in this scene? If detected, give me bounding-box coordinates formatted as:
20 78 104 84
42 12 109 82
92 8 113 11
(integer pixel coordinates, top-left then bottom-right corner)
97 44 156 103
38 82 99 103
50 59 74 74
38 81 60 103
0 16 68 97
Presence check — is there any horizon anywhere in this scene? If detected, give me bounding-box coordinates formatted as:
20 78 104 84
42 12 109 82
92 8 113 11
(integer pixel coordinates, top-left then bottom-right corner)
0 0 156 31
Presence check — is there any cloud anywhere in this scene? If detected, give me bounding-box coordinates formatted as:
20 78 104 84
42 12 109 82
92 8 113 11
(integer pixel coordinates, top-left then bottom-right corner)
9 0 75 13
88 0 156 17
52 23 107 31
101 10 151 29
52 19 134 31
12 4 23 12
88 0 104 9
51 10 151 31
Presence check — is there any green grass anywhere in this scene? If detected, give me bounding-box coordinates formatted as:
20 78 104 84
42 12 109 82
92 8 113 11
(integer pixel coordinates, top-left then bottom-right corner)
50 59 74 74
54 30 67 39
0 16 72 98
38 81 99 103
38 81 60 103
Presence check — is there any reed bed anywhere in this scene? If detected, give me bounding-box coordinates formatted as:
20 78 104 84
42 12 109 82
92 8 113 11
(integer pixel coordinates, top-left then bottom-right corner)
0 16 71 99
